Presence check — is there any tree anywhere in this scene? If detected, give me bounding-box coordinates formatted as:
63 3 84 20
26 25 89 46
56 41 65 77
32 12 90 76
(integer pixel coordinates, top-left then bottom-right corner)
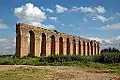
101 47 119 53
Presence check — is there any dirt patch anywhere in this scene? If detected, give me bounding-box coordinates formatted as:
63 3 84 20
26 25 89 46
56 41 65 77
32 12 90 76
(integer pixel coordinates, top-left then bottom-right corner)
0 65 119 80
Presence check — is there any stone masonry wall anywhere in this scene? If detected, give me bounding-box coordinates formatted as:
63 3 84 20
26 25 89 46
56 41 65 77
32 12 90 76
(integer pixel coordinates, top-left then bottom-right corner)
16 23 100 57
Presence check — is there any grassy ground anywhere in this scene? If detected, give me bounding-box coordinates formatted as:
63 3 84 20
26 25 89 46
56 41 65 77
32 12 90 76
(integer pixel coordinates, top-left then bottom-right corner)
0 65 119 80
0 55 120 80
0 66 54 80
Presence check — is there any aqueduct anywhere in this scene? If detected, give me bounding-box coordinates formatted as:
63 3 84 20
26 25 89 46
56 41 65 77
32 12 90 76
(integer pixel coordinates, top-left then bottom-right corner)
16 23 100 57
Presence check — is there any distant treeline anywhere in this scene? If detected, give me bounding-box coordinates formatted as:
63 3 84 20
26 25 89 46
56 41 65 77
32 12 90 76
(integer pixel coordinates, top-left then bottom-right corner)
101 47 120 53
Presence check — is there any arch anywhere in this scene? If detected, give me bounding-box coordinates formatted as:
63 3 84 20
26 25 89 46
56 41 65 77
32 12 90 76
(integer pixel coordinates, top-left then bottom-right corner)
66 38 70 55
51 35 55 56
90 41 93 55
78 41 81 55
73 39 76 55
59 37 63 55
94 43 96 55
97 44 99 55
41 33 46 56
29 30 35 56
87 42 89 56
83 41 86 56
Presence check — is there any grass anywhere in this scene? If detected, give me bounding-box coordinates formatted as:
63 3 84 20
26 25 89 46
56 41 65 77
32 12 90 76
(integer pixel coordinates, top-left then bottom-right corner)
0 67 53 80
0 54 120 76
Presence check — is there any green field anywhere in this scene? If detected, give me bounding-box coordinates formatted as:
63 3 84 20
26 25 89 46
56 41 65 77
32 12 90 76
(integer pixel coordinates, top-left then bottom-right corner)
0 53 120 80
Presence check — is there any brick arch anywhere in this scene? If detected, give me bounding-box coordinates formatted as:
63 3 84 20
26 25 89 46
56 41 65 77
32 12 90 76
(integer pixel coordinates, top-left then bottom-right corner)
51 35 55 56
83 41 86 56
78 41 81 55
87 42 89 56
90 41 93 55
94 43 96 55
16 23 100 57
29 30 35 56
97 43 100 55
59 37 63 55
66 38 70 55
41 33 46 56
73 39 76 55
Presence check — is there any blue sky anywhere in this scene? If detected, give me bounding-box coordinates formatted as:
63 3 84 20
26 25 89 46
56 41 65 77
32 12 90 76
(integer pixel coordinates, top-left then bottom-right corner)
0 0 120 55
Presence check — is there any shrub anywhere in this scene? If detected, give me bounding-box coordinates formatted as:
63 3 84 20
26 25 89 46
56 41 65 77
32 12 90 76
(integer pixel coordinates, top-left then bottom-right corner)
39 55 93 63
95 52 120 63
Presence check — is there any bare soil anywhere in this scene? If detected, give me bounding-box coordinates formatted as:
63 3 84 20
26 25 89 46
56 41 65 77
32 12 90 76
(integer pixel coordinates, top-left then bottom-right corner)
0 65 120 80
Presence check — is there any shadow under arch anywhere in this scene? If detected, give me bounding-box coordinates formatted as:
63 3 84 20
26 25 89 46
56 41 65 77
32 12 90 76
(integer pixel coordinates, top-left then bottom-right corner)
90 41 93 55
73 39 76 55
78 41 81 55
41 33 46 56
87 42 89 56
83 41 86 56
66 38 70 55
51 35 55 56
29 30 35 57
59 37 63 55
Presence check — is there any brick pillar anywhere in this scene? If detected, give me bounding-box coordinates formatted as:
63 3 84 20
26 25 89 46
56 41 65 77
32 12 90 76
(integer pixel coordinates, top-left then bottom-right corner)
16 26 28 57
34 34 40 57
80 41 84 56
70 39 73 55
76 41 79 55
92 42 95 56
89 42 91 56
63 38 67 55
46 35 51 56
85 42 88 56
55 37 59 55
96 43 100 55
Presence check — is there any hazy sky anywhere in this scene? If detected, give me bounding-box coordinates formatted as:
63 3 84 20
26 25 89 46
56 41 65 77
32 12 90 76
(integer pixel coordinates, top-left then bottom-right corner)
0 0 120 55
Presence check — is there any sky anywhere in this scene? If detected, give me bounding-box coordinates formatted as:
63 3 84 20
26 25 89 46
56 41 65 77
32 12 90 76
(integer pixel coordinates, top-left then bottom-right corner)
0 0 120 55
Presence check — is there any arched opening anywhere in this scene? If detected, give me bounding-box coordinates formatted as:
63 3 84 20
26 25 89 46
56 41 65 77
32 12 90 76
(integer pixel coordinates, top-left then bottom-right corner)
78 41 81 55
94 43 96 55
73 39 76 55
59 37 63 55
90 41 93 55
41 33 46 56
67 38 70 55
97 44 99 55
83 41 86 56
51 35 55 56
29 30 35 57
87 42 89 56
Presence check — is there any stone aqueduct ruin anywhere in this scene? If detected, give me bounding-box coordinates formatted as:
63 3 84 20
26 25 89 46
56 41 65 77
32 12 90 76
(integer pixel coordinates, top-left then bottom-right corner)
16 23 100 57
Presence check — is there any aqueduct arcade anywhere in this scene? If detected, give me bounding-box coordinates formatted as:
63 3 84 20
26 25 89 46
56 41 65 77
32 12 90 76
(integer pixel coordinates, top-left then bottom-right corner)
16 23 100 57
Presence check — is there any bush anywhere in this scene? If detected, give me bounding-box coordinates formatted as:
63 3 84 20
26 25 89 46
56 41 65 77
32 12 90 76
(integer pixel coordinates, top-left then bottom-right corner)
95 52 120 63
39 55 93 63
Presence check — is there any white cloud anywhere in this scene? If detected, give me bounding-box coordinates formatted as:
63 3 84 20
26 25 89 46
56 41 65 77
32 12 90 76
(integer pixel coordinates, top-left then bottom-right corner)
94 6 105 13
101 23 120 30
14 3 55 29
61 24 64 27
48 16 57 21
0 19 8 29
71 6 105 14
92 15 109 22
56 5 68 13
83 18 87 22
88 36 120 50
0 38 15 55
41 6 54 13
42 24 55 29
116 12 120 16
0 38 7 42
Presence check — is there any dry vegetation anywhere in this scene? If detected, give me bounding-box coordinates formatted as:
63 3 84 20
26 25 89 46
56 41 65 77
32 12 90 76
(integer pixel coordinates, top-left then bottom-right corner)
0 65 119 80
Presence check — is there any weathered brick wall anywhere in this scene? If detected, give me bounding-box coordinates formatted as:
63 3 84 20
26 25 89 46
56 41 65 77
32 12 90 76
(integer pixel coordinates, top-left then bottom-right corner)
16 23 100 57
